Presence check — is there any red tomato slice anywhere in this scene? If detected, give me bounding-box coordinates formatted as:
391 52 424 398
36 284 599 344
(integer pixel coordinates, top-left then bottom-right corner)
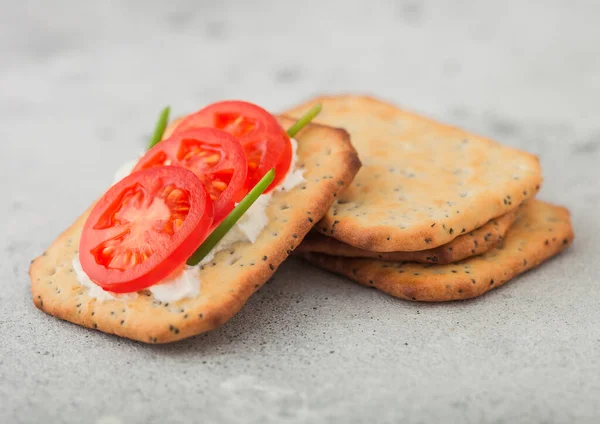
171 100 292 193
80 167 213 293
132 128 247 224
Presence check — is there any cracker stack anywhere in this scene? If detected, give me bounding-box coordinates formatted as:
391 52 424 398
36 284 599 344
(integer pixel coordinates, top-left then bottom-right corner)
286 95 574 301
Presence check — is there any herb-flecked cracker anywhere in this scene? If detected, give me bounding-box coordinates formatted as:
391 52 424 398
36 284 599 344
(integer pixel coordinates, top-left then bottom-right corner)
302 201 573 302
297 207 519 264
284 95 543 252
29 117 360 343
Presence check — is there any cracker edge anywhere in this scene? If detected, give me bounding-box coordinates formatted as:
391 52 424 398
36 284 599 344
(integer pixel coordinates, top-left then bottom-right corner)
296 207 520 264
302 201 574 302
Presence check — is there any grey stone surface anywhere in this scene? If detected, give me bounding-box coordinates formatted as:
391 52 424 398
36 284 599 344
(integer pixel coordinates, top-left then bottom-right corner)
1 0 599 423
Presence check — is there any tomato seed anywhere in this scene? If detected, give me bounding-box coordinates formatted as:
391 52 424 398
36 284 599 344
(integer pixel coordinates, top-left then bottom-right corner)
167 189 184 202
203 154 220 164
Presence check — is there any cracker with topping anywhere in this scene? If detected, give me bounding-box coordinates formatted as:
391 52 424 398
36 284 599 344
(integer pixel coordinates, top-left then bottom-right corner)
30 118 360 343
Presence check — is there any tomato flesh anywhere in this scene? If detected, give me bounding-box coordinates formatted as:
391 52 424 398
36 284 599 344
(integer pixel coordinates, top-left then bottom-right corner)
132 128 247 224
171 100 292 192
80 166 213 293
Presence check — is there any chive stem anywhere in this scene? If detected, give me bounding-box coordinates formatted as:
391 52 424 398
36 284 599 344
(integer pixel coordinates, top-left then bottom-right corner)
186 169 276 266
286 104 322 137
148 106 171 149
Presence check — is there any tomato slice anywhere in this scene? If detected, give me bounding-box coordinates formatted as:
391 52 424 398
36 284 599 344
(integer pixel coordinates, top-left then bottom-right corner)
132 128 247 224
80 167 213 293
171 100 292 192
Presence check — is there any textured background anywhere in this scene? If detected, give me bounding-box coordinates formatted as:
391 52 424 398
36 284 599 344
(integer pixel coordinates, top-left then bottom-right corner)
1 1 599 423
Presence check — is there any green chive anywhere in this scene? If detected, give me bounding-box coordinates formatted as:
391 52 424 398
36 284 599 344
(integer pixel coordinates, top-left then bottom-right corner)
148 106 171 149
286 104 322 137
186 168 276 266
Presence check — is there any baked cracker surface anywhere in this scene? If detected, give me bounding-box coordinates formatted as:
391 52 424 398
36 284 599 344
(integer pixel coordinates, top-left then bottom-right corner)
30 117 360 343
297 207 519 264
302 200 573 302
284 95 543 252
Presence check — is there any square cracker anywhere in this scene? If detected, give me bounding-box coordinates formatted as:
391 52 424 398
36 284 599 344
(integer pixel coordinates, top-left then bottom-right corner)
30 118 360 343
284 95 543 252
302 200 573 302
297 207 519 264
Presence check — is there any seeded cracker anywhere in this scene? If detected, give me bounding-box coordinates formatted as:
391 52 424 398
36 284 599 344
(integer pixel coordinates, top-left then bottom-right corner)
30 117 361 343
297 207 519 264
303 201 573 302
284 95 543 252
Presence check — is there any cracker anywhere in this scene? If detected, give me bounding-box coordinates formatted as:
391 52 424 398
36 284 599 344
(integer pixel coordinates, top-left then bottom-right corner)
302 200 573 302
284 95 543 252
297 207 519 264
30 117 361 343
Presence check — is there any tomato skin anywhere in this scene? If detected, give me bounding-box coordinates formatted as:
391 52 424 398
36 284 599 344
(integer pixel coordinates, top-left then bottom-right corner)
80 167 213 293
132 128 247 224
170 100 292 192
